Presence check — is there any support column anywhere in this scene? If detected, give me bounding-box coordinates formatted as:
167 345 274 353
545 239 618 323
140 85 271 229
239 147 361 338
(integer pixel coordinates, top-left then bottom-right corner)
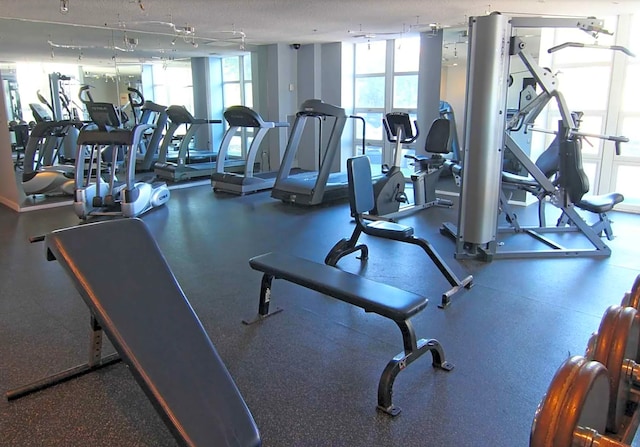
191 57 224 151
296 44 321 170
321 42 346 172
416 30 443 153
254 44 297 171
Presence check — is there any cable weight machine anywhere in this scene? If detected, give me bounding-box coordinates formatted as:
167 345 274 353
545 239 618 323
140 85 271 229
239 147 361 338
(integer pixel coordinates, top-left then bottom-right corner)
440 12 633 261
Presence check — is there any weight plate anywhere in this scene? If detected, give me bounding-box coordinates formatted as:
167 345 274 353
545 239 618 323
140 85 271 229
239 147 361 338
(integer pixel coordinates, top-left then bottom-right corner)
625 275 640 310
604 306 639 432
531 356 608 447
591 306 620 366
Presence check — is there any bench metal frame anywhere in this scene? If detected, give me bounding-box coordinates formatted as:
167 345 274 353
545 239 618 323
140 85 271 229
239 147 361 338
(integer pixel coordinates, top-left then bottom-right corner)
6 315 121 401
245 253 454 416
6 219 261 447
442 15 624 261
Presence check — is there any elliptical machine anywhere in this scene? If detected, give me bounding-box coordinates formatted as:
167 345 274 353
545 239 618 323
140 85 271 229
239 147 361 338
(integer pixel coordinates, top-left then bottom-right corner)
22 119 81 196
73 101 170 220
368 112 452 221
125 87 169 171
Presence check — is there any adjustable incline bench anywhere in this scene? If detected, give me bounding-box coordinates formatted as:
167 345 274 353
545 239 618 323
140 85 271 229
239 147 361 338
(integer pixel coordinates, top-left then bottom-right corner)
6 218 261 447
325 155 473 308
245 251 454 416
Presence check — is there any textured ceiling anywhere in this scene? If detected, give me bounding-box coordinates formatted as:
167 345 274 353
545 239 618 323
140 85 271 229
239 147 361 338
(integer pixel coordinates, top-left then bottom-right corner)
0 0 638 65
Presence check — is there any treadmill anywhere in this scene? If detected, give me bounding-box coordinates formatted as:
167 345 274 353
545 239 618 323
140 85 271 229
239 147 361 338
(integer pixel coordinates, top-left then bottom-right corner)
154 105 244 182
271 99 349 206
211 105 289 195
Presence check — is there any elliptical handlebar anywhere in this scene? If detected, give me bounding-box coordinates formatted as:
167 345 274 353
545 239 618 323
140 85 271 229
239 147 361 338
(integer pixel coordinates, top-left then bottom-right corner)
127 87 145 126
78 85 94 105
36 91 55 116
127 87 145 108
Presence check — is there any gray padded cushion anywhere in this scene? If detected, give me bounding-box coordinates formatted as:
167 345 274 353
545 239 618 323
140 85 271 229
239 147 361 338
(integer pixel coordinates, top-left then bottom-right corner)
249 252 428 321
501 171 539 188
46 218 260 447
577 193 624 214
365 220 414 240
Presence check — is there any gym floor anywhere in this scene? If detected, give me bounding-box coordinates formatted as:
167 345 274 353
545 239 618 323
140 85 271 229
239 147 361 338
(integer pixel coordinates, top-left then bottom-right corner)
1 183 638 447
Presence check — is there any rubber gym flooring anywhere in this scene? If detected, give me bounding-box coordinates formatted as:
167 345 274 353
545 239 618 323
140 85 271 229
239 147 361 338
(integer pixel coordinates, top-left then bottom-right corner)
1 183 639 447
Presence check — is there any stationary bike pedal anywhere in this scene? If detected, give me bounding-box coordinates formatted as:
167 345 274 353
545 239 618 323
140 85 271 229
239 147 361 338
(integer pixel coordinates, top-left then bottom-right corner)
395 191 408 203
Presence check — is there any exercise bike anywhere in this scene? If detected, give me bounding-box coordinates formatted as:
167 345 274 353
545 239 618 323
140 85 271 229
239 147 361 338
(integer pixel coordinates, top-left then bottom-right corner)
367 112 452 222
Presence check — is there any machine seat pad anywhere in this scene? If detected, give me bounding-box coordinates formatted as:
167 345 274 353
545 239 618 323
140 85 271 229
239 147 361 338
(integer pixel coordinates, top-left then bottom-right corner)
501 171 539 188
576 192 624 214
365 220 414 240
404 153 445 168
45 218 260 447
249 252 428 321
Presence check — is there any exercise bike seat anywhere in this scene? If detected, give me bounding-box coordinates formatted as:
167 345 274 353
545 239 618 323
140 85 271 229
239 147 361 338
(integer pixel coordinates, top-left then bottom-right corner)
405 118 452 172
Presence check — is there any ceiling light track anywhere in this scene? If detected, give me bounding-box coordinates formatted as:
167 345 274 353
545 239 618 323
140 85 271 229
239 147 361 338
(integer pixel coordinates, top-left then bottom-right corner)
2 15 248 50
47 39 135 53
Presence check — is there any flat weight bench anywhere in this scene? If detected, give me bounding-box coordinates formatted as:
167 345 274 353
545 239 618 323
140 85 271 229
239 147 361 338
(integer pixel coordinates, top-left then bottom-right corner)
6 218 261 447
245 251 454 417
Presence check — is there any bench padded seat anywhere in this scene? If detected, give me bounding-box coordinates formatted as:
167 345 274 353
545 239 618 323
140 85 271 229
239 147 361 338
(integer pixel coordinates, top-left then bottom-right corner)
577 192 624 214
249 252 428 321
365 220 414 240
46 218 260 447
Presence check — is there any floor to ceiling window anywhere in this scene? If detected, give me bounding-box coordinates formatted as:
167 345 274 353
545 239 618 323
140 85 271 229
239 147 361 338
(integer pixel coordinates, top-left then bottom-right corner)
532 14 639 212
151 62 193 113
353 36 420 174
221 54 253 159
612 14 640 210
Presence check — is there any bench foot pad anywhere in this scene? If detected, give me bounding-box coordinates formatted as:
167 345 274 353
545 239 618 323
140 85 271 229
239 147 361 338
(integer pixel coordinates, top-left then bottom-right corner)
242 307 283 326
377 404 402 417
377 337 453 416
439 361 455 371
439 275 474 309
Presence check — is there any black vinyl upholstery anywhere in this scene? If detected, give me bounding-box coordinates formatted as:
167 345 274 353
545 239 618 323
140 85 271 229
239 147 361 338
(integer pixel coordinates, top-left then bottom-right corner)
45 219 261 447
347 155 375 217
502 135 561 187
577 193 625 214
250 252 428 321
424 118 451 155
558 134 589 204
502 126 623 238
348 156 414 239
